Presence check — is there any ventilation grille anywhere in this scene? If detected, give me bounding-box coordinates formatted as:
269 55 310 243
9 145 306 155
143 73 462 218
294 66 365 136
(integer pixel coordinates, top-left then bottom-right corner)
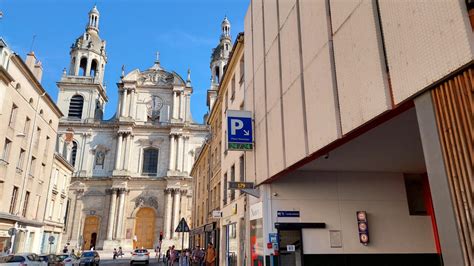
68 95 84 119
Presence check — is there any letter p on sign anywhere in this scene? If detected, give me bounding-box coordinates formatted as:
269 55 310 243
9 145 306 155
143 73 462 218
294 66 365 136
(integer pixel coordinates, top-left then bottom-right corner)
230 119 244 135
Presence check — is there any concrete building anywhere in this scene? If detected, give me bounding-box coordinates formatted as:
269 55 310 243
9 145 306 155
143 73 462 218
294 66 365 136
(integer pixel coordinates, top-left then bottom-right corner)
42 152 74 254
218 33 246 266
242 0 473 265
57 6 207 251
0 39 63 254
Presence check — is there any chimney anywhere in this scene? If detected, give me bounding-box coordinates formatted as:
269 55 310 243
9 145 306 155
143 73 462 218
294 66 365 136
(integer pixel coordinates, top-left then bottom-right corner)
25 51 43 82
34 61 43 82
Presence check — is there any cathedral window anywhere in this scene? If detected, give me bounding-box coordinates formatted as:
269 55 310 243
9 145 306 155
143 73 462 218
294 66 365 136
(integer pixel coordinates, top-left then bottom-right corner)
90 59 98 77
142 148 159 176
71 141 78 167
79 57 87 76
68 95 84 119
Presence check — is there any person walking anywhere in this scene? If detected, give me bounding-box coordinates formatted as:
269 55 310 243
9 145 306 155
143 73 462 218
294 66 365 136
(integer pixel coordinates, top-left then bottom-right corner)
113 248 117 260
191 245 203 266
62 246 68 254
118 246 123 258
165 246 171 265
203 243 216 266
169 245 177 266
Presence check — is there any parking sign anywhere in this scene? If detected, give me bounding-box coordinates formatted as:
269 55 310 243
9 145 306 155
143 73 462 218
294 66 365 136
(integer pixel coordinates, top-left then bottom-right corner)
227 110 253 150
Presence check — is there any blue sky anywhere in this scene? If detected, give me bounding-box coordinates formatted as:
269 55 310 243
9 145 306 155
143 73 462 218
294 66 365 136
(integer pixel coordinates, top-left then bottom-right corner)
0 0 248 123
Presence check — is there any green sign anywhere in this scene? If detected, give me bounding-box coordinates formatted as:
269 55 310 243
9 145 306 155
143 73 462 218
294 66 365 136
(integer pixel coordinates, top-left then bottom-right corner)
228 143 253 150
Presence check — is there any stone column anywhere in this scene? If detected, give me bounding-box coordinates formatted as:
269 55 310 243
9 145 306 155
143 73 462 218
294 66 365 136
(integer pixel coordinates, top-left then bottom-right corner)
176 135 183 172
121 89 128 117
73 57 80 76
86 58 92 77
164 189 173 239
182 136 188 173
115 189 126 239
172 91 178 119
179 93 185 120
168 134 176 171
58 134 64 154
124 134 133 171
106 189 117 240
114 133 123 170
129 89 136 118
172 189 181 238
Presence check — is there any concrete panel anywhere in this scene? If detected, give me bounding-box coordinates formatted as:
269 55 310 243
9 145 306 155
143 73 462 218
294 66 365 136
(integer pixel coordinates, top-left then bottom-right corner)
278 0 297 27
333 0 391 134
255 118 268 184
265 41 281 113
299 0 330 68
254 64 266 123
282 81 306 166
330 0 362 32
263 0 279 54
337 172 406 201
252 0 265 71
280 7 301 94
244 6 254 90
303 44 339 153
379 0 474 104
266 103 285 177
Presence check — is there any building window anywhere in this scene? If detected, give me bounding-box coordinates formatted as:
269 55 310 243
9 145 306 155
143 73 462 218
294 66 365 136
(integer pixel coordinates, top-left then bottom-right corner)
9 186 19 214
17 148 26 171
48 199 55 218
45 136 50 154
53 169 59 188
71 141 78 166
142 148 159 176
239 155 245 182
23 117 31 137
34 195 41 220
22 191 30 217
79 57 87 76
29 156 36 177
230 165 235 201
239 58 244 86
34 127 41 148
231 76 236 101
2 138 12 163
68 95 84 119
63 199 70 229
90 59 98 77
223 173 228 205
58 202 63 221
404 174 428 216
40 163 46 180
8 103 18 128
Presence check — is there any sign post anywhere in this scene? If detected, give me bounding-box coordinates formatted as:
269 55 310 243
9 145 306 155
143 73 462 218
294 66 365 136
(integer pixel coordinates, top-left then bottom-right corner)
175 217 190 259
227 110 253 151
48 235 55 254
228 181 260 198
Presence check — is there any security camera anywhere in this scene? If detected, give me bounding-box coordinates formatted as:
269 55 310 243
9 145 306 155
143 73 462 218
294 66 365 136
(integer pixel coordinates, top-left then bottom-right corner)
272 192 278 197
324 153 329 159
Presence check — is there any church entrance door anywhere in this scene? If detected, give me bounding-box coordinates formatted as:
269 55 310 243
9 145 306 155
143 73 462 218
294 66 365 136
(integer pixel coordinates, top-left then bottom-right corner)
135 208 155 249
83 216 100 250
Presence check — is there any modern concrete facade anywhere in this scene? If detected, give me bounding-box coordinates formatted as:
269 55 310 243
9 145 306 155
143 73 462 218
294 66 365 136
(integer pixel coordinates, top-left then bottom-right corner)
242 0 473 265
0 39 63 254
57 6 207 251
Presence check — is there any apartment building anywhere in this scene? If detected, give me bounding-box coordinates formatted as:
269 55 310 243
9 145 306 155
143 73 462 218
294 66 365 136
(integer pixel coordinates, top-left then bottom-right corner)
242 1 473 265
0 39 63 253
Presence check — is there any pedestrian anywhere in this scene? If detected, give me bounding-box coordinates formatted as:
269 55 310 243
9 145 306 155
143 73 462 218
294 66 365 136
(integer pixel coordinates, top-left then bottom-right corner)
113 248 117 260
155 244 161 261
118 246 123 258
70 249 75 256
203 243 216 266
191 245 203 266
169 245 177 266
62 245 68 254
165 246 171 265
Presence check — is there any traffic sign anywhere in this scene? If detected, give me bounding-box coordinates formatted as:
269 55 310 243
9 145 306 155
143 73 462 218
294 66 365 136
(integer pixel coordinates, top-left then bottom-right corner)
175 218 190 233
228 181 254 190
48 235 55 244
277 211 300 218
227 110 253 150
7 228 16 236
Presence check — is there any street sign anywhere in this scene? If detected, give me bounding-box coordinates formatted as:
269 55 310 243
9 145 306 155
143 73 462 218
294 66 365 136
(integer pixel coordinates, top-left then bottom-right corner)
212 210 223 218
277 211 300 218
287 245 296 252
228 181 254 190
227 110 253 150
356 211 369 245
175 218 190 233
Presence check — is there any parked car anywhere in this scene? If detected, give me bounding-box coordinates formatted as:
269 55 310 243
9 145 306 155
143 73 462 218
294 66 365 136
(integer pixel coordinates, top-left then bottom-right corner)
130 249 150 265
56 253 80 266
79 251 99 266
0 253 47 265
39 254 62 265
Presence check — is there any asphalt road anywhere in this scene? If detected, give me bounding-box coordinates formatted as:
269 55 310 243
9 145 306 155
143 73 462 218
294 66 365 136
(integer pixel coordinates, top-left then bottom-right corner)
99 258 181 265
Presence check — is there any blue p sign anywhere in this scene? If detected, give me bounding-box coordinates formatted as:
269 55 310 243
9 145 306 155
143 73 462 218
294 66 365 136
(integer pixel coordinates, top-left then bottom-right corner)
227 110 253 150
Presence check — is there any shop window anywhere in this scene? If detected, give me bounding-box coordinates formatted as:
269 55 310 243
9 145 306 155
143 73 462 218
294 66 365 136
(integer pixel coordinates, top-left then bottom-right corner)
404 174 428 215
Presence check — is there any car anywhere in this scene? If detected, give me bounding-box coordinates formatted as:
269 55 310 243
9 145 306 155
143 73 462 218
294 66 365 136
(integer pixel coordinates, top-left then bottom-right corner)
57 253 80 266
130 249 150 265
0 253 47 265
79 251 100 265
39 254 62 265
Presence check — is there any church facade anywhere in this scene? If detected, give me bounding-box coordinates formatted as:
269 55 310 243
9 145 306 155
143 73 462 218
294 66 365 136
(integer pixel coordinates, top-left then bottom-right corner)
56 6 208 250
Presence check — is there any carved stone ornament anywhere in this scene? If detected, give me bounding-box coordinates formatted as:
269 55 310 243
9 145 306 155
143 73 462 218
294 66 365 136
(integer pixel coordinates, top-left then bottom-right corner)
138 70 174 86
134 195 159 210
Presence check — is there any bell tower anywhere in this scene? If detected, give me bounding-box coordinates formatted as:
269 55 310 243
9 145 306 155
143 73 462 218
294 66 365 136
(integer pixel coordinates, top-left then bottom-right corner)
57 5 108 121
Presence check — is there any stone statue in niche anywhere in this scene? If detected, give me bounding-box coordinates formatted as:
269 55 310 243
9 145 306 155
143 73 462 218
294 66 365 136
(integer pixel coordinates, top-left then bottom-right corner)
95 151 105 167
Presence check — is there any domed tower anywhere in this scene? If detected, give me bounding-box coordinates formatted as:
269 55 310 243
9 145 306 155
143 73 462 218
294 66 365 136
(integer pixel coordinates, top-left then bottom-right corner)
57 5 108 121
207 16 232 109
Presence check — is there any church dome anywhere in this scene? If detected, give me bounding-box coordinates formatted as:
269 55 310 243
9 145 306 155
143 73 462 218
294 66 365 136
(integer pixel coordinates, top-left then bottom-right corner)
73 30 105 54
89 5 99 15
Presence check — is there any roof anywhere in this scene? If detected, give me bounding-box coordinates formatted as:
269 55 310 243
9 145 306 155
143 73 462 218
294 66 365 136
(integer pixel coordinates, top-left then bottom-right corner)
122 61 186 87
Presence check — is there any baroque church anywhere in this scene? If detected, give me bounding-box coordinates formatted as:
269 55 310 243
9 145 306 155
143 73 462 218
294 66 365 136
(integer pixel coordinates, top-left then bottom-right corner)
53 6 229 250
